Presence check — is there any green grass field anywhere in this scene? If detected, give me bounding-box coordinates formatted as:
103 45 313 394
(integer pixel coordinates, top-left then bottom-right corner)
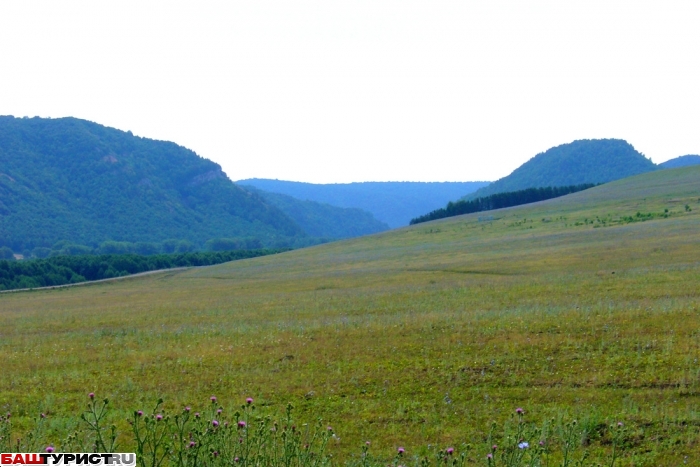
2 167 700 465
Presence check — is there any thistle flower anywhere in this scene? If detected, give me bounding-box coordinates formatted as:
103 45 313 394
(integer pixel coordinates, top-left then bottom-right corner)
189 441 196 448
487 453 493 460
238 421 247 428
195 412 200 418
217 409 222 414
515 408 524 415
398 447 405 455
156 414 163 421
212 420 219 427
137 411 143 417
446 447 454 455
185 406 191 412
492 445 498 451
40 413 46 419
210 396 217 403
246 398 253 405
88 393 95 400
46 446 55 453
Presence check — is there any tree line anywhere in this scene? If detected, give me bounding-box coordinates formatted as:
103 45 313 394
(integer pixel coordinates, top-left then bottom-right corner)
0 249 287 291
410 184 597 225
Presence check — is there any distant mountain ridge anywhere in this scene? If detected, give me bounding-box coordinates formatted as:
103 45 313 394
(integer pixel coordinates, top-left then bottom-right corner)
236 180 490 228
241 186 389 238
465 139 657 200
660 155 700 169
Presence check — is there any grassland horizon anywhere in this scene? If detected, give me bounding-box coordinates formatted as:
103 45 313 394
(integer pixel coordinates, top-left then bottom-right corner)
2 166 700 465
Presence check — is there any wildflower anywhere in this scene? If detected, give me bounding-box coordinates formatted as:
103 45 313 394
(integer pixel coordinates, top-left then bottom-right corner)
213 451 219 457
185 406 191 412
40 413 46 418
398 447 405 455
235 458 240 463
327 426 333 432
446 447 454 455
189 442 196 448
46 446 55 453
617 422 624 427
539 441 545 447
238 421 247 428
210 396 217 403
246 398 253 405
515 408 524 415
88 393 95 400
366 441 371 446
487 453 493 460
212 420 219 427
217 409 222 414
195 412 200 418
137 411 143 417
156 414 163 421
518 442 529 449
492 445 497 451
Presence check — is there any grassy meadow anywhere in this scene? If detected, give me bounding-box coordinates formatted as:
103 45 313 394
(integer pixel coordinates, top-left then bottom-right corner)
2 167 700 464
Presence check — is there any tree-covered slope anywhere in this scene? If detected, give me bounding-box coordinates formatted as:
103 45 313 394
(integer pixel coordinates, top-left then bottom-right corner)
465 139 657 200
0 116 305 252
659 155 700 169
235 180 490 228
241 186 389 239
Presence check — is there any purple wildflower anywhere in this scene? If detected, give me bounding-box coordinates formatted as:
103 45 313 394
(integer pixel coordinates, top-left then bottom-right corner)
398 447 405 455
447 447 454 455
212 420 219 427
210 396 217 403
487 453 493 460
217 409 222 414
185 406 191 412
88 393 95 400
137 411 143 417
238 421 247 428
235 457 240 462
189 441 196 448
515 407 524 415
492 445 498 451
46 446 55 453
195 412 200 418
156 414 163 421
246 398 253 405
40 413 46 419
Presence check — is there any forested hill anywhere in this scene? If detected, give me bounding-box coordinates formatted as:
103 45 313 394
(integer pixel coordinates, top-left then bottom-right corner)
235 180 490 228
241 186 389 239
465 139 657 200
0 116 305 253
660 155 700 169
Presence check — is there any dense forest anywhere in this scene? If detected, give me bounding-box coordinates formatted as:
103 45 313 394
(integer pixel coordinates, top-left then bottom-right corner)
410 184 596 224
237 180 490 228
465 139 656 200
0 249 285 291
0 117 311 254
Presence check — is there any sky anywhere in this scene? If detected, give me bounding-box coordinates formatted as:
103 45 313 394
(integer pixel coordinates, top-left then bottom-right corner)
1 1 699 183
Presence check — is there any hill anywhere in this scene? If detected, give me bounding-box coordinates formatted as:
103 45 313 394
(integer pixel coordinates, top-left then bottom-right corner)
4 166 700 464
235 180 489 228
464 138 657 199
0 116 309 254
241 186 389 239
660 154 700 169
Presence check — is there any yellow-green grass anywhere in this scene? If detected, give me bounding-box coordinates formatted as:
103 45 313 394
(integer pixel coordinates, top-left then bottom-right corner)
3 167 700 464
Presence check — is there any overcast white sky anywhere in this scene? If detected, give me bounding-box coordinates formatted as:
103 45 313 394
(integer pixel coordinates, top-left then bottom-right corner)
1 1 698 183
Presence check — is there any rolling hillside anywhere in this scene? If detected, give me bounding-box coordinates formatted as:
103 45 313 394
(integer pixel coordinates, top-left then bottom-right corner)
236 179 489 228
465 138 657 199
3 166 700 464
